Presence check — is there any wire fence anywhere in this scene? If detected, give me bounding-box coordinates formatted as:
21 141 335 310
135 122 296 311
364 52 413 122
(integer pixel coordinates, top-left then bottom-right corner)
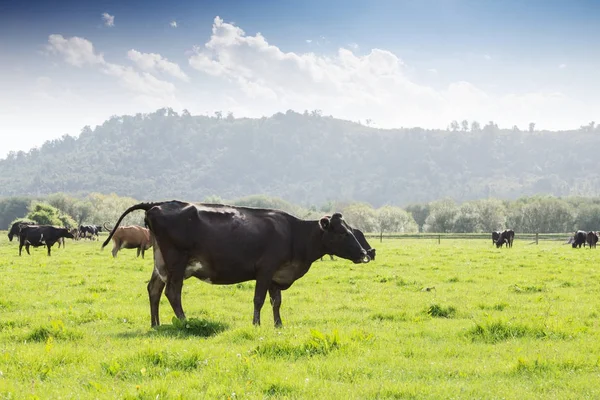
364 232 572 244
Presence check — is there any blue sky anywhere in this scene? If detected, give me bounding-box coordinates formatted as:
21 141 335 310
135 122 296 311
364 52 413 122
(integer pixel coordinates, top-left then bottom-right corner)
1 0 599 157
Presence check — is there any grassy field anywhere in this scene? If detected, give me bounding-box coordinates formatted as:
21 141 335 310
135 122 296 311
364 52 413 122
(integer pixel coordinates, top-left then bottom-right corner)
1 235 600 399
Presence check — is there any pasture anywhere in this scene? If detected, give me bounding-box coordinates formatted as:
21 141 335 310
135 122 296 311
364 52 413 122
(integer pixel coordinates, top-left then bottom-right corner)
1 235 600 399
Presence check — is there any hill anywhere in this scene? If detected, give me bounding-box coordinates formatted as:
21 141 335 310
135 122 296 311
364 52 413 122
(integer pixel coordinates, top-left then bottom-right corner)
1 109 599 206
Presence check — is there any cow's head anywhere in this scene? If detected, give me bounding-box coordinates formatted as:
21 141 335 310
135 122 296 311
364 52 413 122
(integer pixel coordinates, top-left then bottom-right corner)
319 213 370 264
62 229 75 239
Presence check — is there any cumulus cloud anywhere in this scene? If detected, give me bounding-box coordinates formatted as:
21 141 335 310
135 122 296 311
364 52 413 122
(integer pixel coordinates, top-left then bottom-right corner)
102 12 115 27
127 49 189 81
47 34 177 105
170 20 178 28
187 16 594 130
559 63 566 69
47 34 105 67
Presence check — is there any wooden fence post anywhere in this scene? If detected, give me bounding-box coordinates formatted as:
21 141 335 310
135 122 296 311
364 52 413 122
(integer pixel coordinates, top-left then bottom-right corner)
438 234 441 244
536 233 539 245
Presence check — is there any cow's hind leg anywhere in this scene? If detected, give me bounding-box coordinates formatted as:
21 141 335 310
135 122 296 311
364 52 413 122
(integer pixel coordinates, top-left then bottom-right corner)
47 244 51 256
253 277 271 326
162 252 188 323
137 247 141 258
147 269 166 327
269 286 283 327
112 241 119 258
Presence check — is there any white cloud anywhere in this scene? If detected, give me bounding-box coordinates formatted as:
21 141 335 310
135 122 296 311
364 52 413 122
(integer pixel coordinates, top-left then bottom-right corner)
186 17 597 130
305 39 312 44
47 35 178 105
348 42 359 50
559 63 567 69
127 49 189 81
102 12 115 27
483 54 492 61
170 20 178 28
427 68 438 74
47 34 105 67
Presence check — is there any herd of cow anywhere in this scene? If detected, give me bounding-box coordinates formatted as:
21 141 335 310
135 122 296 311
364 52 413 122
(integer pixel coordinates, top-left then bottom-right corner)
7 221 153 257
5 201 598 328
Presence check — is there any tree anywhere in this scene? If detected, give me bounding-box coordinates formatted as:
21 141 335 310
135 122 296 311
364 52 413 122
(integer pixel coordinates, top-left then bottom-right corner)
461 120 469 132
450 120 460 132
376 206 416 240
342 203 377 232
528 122 536 133
26 202 77 228
405 204 430 233
424 199 458 233
0 197 32 229
214 111 223 120
470 121 481 132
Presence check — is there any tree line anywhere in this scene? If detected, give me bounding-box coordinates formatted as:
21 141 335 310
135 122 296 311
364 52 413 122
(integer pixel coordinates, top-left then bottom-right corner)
1 193 598 235
2 108 600 206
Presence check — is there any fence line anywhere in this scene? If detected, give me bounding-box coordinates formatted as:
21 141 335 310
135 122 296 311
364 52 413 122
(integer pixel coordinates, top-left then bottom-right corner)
364 232 571 244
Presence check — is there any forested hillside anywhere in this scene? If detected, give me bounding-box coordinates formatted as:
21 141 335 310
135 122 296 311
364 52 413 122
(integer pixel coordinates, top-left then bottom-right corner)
1 108 599 206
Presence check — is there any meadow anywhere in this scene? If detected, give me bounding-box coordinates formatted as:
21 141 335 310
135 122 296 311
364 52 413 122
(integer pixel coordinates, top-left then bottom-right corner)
1 234 599 399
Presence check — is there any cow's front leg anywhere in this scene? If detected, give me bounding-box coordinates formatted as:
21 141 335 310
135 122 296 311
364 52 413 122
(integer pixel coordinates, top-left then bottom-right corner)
253 278 270 326
47 244 52 256
25 244 31 255
269 286 283 327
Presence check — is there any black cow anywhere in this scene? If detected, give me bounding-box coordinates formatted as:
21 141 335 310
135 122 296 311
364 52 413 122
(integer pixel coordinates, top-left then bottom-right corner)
79 225 99 240
587 231 598 249
496 229 515 248
571 230 587 248
18 225 75 256
492 231 501 245
8 221 35 242
103 200 371 328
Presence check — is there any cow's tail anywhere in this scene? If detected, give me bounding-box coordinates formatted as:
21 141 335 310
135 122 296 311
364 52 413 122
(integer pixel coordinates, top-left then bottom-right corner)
103 222 113 232
101 202 166 249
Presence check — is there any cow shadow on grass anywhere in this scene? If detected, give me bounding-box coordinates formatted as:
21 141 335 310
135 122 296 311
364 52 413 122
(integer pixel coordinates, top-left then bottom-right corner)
113 317 229 340
150 317 229 339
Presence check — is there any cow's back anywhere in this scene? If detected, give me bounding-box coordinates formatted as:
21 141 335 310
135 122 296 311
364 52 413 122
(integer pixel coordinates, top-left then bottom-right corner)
147 202 292 261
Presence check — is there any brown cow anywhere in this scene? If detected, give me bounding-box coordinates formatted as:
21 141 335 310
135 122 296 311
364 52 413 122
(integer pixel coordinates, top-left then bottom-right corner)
102 223 153 258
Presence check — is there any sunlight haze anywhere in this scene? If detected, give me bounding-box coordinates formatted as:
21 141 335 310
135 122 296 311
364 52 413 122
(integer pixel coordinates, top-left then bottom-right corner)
1 0 599 157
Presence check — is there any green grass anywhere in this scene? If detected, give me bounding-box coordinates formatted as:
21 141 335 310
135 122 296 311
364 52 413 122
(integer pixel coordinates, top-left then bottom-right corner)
1 235 600 399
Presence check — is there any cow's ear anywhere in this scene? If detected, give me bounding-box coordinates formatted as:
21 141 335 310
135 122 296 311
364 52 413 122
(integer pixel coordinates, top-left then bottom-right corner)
319 217 330 231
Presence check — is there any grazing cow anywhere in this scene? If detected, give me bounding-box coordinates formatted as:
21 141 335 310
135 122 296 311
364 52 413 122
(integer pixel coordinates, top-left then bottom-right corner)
79 225 99 240
101 223 153 258
492 231 501 245
7 221 35 242
18 225 75 256
496 229 515 248
572 230 587 248
586 231 599 249
95 225 103 233
102 200 371 328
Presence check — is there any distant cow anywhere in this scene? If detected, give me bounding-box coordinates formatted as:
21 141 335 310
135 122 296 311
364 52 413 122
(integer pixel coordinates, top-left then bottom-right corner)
102 200 371 328
79 225 99 240
102 223 153 258
18 225 75 256
587 231 598 249
7 221 35 242
492 231 501 245
572 230 587 248
496 229 515 248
